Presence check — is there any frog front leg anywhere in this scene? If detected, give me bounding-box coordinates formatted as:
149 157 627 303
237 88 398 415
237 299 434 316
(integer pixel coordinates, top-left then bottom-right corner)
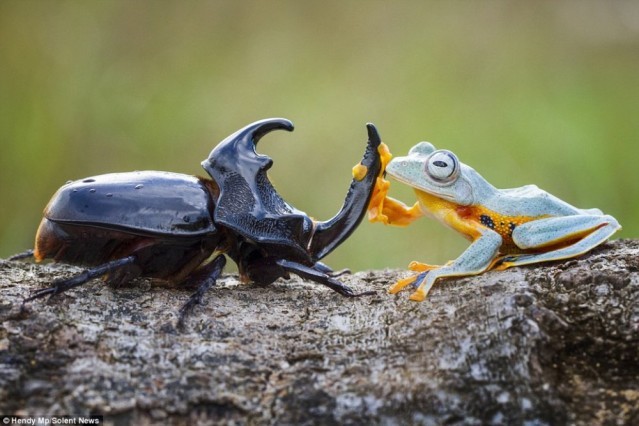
391 228 503 301
495 214 620 270
368 177 424 226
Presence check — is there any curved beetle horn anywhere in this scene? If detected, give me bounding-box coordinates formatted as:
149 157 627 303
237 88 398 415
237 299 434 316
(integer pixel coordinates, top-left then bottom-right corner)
309 123 383 260
206 118 294 161
249 118 295 145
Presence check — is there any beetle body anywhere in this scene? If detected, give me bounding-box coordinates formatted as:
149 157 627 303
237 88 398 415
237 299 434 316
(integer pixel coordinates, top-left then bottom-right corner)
18 118 383 318
35 171 221 284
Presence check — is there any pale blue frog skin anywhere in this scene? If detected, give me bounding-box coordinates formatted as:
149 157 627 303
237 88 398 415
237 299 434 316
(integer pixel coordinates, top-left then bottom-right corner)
369 142 621 302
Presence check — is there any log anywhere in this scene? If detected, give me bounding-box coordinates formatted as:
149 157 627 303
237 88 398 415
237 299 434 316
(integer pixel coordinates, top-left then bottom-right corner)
1 240 638 425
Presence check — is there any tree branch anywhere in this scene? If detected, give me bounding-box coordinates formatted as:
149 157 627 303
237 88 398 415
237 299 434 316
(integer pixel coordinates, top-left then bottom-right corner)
1 240 638 424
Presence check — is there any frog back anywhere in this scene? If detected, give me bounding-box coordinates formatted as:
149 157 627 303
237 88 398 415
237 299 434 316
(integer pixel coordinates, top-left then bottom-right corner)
485 184 585 218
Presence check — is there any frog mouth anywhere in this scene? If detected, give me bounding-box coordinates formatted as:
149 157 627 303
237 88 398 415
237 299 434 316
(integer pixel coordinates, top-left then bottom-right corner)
387 170 456 199
387 169 474 206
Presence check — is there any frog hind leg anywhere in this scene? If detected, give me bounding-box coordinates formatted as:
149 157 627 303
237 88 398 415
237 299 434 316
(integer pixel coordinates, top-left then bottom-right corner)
496 214 620 270
406 229 503 301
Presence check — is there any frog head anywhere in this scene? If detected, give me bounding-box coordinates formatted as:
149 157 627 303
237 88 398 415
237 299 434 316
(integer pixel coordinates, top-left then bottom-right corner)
386 142 491 206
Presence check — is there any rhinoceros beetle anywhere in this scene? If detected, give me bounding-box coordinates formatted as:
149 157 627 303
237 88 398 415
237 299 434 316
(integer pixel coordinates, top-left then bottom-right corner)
13 118 383 318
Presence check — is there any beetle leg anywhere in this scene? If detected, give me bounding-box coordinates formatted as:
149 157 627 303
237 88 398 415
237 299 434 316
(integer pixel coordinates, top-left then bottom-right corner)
178 254 227 321
105 262 143 288
312 261 334 274
8 249 35 261
309 124 383 260
23 255 137 303
313 261 350 277
276 259 375 297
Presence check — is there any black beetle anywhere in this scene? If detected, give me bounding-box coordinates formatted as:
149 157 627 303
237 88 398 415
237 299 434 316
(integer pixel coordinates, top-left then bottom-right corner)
12 118 383 318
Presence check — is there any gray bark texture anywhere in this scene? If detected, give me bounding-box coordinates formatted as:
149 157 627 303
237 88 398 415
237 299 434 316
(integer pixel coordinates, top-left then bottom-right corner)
1 240 638 425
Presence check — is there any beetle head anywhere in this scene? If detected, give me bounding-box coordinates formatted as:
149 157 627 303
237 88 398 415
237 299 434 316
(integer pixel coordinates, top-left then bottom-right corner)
202 118 315 261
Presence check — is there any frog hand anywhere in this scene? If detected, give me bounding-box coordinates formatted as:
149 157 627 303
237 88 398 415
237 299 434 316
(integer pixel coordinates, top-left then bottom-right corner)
367 176 392 224
367 180 423 226
366 142 393 223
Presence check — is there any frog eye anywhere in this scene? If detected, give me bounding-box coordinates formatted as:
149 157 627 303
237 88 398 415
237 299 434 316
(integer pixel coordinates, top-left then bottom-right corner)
425 150 459 183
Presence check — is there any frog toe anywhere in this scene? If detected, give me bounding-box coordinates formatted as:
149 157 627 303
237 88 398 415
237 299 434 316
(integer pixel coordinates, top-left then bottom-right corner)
493 262 512 271
408 261 440 272
408 289 426 302
388 275 418 294
489 254 520 271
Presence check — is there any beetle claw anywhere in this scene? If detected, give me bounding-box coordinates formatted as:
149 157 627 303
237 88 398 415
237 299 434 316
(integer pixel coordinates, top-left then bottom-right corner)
345 289 377 298
8 249 35 261
22 256 138 306
177 254 226 325
276 259 374 298
23 278 82 304
329 269 351 278
178 297 201 322
311 262 350 278
23 287 58 304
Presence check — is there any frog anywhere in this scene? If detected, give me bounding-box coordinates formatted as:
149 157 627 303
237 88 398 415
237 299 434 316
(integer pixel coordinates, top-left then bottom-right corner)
368 141 621 302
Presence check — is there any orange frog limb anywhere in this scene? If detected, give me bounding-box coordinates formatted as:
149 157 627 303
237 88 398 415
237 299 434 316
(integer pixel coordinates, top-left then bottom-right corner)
367 143 424 226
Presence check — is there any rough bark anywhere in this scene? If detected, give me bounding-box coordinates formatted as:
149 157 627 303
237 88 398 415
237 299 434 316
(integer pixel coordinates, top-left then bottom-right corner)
1 240 638 425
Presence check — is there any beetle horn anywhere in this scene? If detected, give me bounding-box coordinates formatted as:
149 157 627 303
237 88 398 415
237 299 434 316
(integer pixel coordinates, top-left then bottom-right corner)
235 117 294 147
309 123 383 261
208 118 294 158
203 118 294 179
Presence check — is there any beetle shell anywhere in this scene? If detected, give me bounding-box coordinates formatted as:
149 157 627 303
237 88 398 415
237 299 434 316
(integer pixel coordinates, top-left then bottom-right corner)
44 171 217 236
34 171 221 280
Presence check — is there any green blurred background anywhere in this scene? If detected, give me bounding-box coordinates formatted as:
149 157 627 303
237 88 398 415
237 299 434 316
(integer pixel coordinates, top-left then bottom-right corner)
1 1 638 271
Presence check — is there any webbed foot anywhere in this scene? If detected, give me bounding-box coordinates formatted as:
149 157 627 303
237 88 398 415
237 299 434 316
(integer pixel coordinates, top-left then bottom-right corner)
408 261 440 272
491 255 520 271
409 282 428 302
389 259 442 294
387 270 436 302
388 275 417 294
388 271 429 295
409 290 426 302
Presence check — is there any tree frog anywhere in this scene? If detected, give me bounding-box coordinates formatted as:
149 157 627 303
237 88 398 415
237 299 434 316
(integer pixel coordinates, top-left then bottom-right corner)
369 142 621 302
